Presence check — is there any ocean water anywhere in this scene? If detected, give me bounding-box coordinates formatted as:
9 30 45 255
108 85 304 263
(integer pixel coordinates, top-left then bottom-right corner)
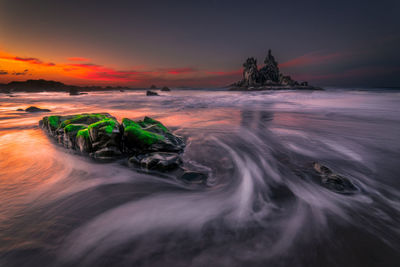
0 89 399 266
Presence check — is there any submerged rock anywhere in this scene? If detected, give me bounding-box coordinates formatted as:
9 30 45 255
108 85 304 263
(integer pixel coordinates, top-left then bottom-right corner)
146 90 159 96
161 86 171 91
180 171 207 184
313 162 357 193
129 152 182 171
25 106 51 112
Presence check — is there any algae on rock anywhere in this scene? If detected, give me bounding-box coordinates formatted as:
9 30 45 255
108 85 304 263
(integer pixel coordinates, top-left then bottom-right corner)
39 113 187 171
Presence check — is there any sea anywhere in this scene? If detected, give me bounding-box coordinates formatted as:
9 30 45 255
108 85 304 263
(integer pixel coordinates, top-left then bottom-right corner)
0 88 399 266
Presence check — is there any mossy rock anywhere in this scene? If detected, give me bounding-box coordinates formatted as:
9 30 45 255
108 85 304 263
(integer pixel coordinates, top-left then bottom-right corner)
122 117 184 153
39 113 207 180
40 113 121 159
40 113 185 162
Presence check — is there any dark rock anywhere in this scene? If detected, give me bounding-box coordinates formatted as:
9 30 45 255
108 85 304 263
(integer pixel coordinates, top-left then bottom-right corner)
149 84 157 89
313 162 357 193
17 108 24 111
300 81 308 86
280 74 297 86
88 116 122 160
92 146 122 160
69 88 80 95
239 57 260 87
180 171 207 184
161 86 171 91
25 106 51 112
259 49 280 83
231 49 320 90
129 152 182 171
146 90 159 96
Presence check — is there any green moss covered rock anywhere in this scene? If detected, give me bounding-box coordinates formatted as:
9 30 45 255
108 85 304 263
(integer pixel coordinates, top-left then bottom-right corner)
39 113 209 182
122 117 185 153
39 113 185 164
40 113 121 159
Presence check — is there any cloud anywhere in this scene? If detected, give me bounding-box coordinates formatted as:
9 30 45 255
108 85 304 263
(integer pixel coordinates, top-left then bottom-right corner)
279 51 343 68
68 57 90 62
66 63 142 82
206 69 241 76
12 69 29 75
13 57 55 67
293 66 400 82
0 50 240 86
164 67 197 75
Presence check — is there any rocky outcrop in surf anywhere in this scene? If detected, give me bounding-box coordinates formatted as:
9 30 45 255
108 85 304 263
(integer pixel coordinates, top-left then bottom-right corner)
231 49 321 90
312 162 358 194
25 106 51 112
39 113 203 182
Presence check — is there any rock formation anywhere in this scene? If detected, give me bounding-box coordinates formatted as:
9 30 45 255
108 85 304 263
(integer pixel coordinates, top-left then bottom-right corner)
259 49 280 84
25 106 51 112
39 113 206 182
313 162 358 193
241 57 260 87
232 49 320 90
146 90 159 96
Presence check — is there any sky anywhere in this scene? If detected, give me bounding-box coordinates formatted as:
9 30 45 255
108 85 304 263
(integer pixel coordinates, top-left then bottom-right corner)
0 0 399 88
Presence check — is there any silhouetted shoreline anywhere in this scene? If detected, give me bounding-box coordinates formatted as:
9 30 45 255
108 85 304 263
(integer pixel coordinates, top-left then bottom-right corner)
0 79 131 93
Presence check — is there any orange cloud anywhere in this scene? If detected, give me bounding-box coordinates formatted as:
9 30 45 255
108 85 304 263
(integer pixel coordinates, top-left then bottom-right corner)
0 49 240 87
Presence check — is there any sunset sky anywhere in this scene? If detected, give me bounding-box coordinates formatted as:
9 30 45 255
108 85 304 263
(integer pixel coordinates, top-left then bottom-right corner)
0 0 399 87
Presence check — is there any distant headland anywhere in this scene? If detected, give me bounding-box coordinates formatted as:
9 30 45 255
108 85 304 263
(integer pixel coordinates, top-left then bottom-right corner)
230 49 322 90
0 79 130 94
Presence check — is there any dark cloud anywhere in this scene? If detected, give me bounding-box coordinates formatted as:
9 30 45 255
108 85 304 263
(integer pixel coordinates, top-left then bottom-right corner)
12 69 29 75
13 57 55 67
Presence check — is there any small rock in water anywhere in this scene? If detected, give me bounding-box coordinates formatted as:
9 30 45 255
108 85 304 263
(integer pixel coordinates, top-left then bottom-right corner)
313 162 357 193
146 90 159 96
69 88 80 95
17 108 24 111
180 171 207 184
161 86 171 91
25 106 51 112
149 84 157 89
129 152 182 171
